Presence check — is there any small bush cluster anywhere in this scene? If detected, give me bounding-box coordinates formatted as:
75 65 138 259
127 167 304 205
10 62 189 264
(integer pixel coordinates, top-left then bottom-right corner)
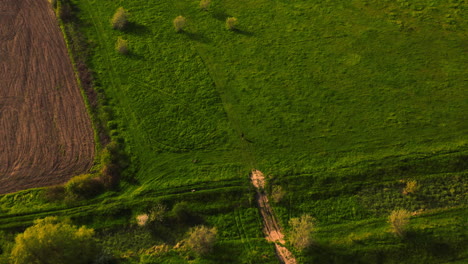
389 209 411 238
199 0 211 11
226 17 238 30
289 214 315 251
111 7 128 30
403 180 419 195
271 185 286 203
185 225 217 256
173 16 187 32
116 37 129 54
65 174 104 199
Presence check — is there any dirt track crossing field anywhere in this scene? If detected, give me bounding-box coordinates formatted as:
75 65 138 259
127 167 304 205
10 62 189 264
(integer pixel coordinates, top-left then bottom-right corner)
0 0 94 194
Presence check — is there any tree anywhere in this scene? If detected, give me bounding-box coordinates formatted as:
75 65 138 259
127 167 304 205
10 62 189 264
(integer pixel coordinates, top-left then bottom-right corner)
271 185 286 203
10 217 99 264
173 16 186 32
389 209 411 238
185 226 217 256
289 214 315 250
199 0 211 11
226 17 238 30
111 7 128 30
116 37 129 54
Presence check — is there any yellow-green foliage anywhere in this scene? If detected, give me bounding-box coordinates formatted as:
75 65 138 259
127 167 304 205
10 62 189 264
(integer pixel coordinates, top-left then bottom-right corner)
111 7 128 30
66 174 103 199
226 17 238 30
289 214 315 250
389 209 411 238
271 185 285 203
116 37 129 54
199 0 211 10
185 225 217 255
403 180 419 195
10 217 98 264
173 16 186 32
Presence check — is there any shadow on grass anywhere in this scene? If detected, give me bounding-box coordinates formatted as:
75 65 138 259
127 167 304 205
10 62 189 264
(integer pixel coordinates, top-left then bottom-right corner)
183 31 211 44
123 21 151 35
212 10 230 21
233 28 254 37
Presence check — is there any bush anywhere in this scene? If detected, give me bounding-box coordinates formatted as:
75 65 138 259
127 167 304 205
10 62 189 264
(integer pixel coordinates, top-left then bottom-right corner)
116 37 128 54
171 202 194 224
185 226 217 256
199 0 211 10
403 180 419 195
271 185 285 203
389 209 411 238
65 174 104 199
226 17 238 30
173 16 186 32
58 3 72 22
10 217 99 264
289 214 315 251
111 7 128 30
44 185 66 201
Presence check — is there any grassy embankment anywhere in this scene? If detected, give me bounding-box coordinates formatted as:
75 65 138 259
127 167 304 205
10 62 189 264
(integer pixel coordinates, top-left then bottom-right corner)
0 0 467 263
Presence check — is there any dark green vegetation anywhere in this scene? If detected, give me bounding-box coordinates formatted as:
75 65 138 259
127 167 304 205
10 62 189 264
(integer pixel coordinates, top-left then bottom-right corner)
1 0 467 263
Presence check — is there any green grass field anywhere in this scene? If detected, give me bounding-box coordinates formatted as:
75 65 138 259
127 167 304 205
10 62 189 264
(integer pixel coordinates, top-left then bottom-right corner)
0 0 467 263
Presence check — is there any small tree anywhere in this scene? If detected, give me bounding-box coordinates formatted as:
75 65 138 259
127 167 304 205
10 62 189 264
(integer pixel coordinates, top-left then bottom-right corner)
289 214 315 251
173 16 186 32
116 37 129 54
111 7 128 30
185 226 217 256
199 0 211 11
10 217 99 264
271 185 286 203
389 209 411 238
226 17 238 30
66 174 104 199
403 180 418 195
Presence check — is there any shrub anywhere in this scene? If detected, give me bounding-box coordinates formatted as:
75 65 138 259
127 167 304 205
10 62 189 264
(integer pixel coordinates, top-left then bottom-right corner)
10 217 99 264
271 185 285 203
199 0 211 10
111 7 128 30
171 201 194 224
44 185 66 201
226 17 238 30
65 174 104 199
289 214 315 251
149 203 167 223
389 209 411 238
58 3 72 22
403 180 418 195
173 16 186 32
185 226 217 256
116 37 128 54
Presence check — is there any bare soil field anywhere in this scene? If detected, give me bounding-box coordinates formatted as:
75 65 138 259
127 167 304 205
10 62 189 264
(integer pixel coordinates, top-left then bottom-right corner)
0 0 94 194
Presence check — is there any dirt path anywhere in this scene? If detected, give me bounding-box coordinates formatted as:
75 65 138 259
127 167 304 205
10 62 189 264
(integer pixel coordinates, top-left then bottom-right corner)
0 0 94 194
251 170 297 264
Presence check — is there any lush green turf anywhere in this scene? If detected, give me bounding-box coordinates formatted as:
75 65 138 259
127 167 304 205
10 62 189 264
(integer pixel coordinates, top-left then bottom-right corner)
0 0 466 263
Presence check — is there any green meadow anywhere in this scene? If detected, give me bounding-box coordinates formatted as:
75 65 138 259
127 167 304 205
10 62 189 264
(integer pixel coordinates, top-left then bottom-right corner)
0 0 467 263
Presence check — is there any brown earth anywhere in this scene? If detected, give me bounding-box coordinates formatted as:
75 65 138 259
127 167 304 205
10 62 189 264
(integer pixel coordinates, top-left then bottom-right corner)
0 0 94 194
251 170 297 264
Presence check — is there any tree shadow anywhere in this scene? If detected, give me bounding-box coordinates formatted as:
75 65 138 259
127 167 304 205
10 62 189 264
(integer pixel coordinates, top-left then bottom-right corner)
123 21 151 35
212 10 230 21
183 31 211 44
233 28 254 37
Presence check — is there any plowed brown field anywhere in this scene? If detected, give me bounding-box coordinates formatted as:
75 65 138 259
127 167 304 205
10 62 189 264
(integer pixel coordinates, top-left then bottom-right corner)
0 0 94 194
